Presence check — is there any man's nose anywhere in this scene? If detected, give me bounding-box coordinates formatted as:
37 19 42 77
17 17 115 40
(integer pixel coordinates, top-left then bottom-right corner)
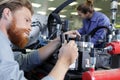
26 25 31 33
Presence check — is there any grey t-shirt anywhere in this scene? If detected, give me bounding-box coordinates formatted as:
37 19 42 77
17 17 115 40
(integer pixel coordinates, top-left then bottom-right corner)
0 30 54 80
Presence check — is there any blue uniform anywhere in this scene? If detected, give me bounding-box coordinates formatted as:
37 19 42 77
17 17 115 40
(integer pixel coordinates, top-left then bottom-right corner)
78 11 111 48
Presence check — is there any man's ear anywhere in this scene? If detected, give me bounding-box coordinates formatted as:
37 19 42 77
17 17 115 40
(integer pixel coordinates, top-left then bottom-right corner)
2 8 12 21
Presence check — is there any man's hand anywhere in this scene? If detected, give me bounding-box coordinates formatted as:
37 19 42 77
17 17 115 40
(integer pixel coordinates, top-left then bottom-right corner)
64 30 81 39
58 40 78 66
47 40 78 80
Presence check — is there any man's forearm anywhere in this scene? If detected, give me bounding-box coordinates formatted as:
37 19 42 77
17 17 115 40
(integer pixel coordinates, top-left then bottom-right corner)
48 59 70 80
38 37 61 60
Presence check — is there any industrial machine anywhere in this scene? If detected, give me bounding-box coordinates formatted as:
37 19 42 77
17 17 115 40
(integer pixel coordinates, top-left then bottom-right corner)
82 30 120 80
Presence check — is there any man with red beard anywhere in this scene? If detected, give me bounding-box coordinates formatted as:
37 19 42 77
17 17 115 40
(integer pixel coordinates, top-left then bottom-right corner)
0 0 78 80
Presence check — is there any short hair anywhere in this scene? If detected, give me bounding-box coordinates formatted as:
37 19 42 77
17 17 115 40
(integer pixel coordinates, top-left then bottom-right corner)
77 0 94 14
0 0 33 18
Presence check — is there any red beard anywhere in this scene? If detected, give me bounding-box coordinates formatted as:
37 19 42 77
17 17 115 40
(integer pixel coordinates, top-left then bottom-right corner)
8 19 29 49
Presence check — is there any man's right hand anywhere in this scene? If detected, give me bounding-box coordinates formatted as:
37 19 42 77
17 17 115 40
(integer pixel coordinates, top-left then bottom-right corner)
47 40 78 80
58 40 78 66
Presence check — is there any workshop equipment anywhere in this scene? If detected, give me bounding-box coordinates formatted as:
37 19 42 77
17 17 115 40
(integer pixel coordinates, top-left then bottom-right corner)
82 68 120 80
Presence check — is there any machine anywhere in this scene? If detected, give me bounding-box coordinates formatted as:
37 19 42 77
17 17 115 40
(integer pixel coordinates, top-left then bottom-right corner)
82 31 120 80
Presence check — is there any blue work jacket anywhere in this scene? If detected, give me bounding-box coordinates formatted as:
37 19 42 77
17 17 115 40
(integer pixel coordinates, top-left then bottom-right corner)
78 11 111 48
